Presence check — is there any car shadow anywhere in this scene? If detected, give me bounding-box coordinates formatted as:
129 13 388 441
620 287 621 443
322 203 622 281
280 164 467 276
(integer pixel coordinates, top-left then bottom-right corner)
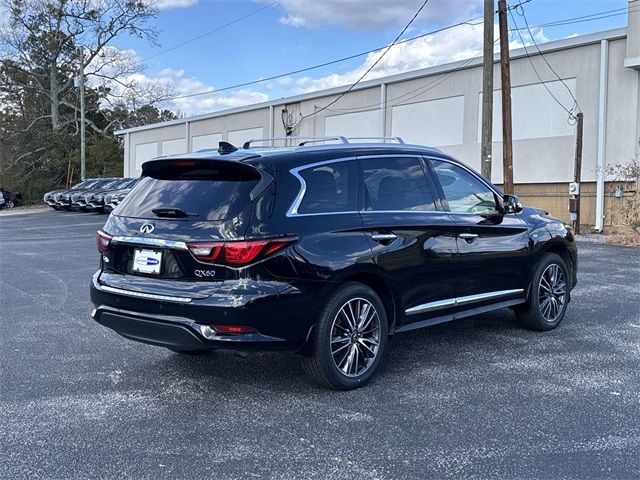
122 308 546 397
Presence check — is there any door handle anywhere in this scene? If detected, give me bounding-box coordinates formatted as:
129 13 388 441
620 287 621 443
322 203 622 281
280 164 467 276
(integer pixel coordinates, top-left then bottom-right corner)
459 233 479 240
371 233 398 242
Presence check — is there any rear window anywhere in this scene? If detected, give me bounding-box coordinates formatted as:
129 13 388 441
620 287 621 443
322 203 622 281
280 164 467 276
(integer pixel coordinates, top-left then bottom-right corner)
116 176 259 221
296 160 357 215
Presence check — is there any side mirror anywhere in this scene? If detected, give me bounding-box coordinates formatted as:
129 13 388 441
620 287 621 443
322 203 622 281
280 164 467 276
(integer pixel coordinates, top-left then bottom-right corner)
503 194 523 214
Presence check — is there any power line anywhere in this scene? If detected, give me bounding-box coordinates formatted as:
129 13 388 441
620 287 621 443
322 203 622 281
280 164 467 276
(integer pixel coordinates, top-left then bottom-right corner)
158 5 632 104
321 41 496 114
140 1 281 62
164 15 478 102
299 0 432 121
516 4 582 117
508 8 578 123
531 7 638 28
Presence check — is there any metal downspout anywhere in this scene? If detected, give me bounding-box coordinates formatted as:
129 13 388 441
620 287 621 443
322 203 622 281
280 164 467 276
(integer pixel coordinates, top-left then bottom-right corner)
595 39 609 232
380 83 387 136
268 105 274 146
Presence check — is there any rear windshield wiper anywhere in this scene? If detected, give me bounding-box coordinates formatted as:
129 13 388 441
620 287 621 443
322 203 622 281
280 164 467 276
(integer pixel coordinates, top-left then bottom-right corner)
151 207 199 218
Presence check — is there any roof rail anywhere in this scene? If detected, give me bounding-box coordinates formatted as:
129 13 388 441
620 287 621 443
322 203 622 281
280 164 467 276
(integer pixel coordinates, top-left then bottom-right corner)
243 136 348 149
242 136 406 149
345 136 405 144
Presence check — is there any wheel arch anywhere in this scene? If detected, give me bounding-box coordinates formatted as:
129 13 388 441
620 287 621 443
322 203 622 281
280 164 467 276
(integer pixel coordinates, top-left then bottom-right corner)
539 242 575 289
338 272 399 333
524 240 575 305
296 270 399 357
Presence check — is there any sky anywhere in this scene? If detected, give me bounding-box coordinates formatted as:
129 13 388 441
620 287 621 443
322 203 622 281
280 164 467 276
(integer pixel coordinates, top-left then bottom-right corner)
111 0 630 115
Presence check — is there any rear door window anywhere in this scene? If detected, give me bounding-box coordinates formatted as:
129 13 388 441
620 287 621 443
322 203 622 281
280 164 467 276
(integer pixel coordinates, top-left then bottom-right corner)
359 156 436 212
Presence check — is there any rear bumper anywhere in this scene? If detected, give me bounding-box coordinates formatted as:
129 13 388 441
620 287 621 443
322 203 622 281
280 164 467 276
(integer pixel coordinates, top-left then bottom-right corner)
92 305 287 351
90 272 322 352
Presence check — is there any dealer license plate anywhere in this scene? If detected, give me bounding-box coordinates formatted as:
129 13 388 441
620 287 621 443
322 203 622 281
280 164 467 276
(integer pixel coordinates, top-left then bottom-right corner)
132 249 162 275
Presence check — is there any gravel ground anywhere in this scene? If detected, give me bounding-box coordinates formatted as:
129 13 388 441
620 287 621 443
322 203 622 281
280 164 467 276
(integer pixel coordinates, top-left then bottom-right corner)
1 209 639 479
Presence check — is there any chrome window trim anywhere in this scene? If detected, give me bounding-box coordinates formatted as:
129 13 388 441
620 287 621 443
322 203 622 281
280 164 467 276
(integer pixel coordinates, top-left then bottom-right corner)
286 156 358 217
99 285 193 303
361 210 441 214
357 154 423 161
285 153 501 217
405 288 524 316
290 210 446 217
111 236 189 251
286 211 359 217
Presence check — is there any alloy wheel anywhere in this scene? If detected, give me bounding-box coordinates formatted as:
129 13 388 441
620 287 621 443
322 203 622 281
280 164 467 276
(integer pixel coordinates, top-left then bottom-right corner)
329 298 381 377
538 263 566 322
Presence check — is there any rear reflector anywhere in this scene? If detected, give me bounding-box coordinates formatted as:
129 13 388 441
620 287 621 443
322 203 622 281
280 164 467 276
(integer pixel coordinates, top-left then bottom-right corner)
214 324 255 334
96 230 113 253
186 237 295 267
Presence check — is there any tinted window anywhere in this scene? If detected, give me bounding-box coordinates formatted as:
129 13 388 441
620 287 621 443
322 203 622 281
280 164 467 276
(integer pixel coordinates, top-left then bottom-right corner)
75 180 99 189
431 160 500 214
297 160 357 214
71 180 91 190
117 176 259 221
110 178 134 189
94 179 120 189
361 156 435 212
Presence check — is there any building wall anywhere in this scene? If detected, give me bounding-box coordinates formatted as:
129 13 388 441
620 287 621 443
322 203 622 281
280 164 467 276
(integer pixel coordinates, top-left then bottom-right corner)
119 30 639 230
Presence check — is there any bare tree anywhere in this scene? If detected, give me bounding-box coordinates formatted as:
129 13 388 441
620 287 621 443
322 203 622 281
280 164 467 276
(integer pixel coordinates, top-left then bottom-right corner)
0 0 172 133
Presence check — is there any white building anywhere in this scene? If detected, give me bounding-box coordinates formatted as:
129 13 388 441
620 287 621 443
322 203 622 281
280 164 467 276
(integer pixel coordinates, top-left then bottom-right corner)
116 4 640 231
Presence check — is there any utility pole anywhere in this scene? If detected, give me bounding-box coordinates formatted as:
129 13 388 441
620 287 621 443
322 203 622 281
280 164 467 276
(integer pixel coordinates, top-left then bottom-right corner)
77 48 86 180
572 112 584 234
480 0 494 180
498 0 514 193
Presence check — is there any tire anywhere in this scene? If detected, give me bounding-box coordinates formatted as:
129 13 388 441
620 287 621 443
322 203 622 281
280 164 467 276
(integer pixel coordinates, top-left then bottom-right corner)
7 201 14 208
301 282 388 390
515 253 570 331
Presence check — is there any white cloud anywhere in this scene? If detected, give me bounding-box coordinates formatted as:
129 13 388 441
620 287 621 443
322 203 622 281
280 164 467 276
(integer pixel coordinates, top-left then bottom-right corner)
264 0 482 30
288 22 551 95
292 22 485 93
90 48 269 115
151 68 269 114
93 17 551 117
508 24 549 49
149 0 198 10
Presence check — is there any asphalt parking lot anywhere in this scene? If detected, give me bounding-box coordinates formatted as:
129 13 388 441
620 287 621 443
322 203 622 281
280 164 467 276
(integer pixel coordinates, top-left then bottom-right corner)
1 209 639 479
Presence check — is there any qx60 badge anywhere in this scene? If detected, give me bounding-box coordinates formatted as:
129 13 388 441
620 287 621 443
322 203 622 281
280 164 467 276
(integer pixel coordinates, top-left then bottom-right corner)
140 223 155 234
194 269 216 278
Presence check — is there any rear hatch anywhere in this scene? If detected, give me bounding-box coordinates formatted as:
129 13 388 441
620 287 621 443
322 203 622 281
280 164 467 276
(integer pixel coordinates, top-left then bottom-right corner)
98 157 270 299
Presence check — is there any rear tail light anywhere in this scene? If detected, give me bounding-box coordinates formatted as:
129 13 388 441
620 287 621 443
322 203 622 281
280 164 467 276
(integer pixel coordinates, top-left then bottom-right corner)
224 241 269 266
186 237 295 267
187 243 223 262
96 230 112 253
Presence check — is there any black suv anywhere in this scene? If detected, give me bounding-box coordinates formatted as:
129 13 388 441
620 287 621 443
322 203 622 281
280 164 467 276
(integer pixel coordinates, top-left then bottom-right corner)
90 137 577 390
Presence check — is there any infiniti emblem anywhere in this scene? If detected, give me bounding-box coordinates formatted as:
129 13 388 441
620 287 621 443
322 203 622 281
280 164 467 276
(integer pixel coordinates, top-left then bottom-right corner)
140 223 155 234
